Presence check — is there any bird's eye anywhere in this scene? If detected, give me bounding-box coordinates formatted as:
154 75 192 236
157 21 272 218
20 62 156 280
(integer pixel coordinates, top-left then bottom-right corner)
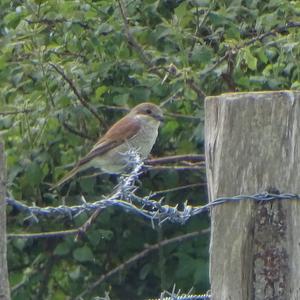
146 109 152 114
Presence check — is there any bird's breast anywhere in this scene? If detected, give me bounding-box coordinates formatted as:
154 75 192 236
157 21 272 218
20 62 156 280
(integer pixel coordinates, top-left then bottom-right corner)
128 118 159 158
88 117 159 174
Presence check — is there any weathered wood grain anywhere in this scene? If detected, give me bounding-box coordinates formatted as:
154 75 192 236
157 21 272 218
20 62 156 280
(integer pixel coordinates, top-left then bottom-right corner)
205 91 300 300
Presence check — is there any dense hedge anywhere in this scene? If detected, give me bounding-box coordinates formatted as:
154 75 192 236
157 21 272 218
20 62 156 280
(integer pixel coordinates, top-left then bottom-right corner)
1 0 299 299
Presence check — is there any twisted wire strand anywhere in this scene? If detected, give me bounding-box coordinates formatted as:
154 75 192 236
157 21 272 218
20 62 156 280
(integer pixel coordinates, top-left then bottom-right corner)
5 149 300 224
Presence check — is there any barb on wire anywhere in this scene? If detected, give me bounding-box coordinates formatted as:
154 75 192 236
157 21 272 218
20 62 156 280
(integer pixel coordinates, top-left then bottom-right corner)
147 286 211 300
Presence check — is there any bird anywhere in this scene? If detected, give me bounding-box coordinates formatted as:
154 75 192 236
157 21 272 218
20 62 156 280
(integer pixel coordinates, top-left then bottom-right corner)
52 102 164 188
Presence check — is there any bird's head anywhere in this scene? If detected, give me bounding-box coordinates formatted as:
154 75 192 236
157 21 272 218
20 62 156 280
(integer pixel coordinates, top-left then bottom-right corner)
130 102 164 123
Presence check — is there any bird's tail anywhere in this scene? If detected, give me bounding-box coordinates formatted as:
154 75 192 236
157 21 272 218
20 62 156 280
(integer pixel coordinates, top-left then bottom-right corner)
51 166 80 190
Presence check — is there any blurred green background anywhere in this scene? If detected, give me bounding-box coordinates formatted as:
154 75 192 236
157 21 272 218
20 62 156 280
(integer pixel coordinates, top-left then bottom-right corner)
1 0 300 299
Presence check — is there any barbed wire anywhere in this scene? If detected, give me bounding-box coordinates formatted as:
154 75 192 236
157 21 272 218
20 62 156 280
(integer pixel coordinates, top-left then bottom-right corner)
6 188 300 225
5 149 300 227
146 286 211 300
148 293 211 300
94 287 211 300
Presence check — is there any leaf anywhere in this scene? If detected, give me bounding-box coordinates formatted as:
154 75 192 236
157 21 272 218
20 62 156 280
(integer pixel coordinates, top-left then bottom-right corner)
113 93 129 105
87 229 113 246
54 242 71 256
79 176 96 193
225 25 240 40
73 246 94 262
131 87 151 101
7 164 23 184
243 48 257 71
153 25 173 41
256 48 268 64
175 2 188 19
208 11 230 26
97 23 114 35
69 266 81 280
190 46 213 65
175 254 196 278
161 120 179 136
291 81 300 89
95 86 108 98
0 56 7 70
139 264 151 280
25 161 43 186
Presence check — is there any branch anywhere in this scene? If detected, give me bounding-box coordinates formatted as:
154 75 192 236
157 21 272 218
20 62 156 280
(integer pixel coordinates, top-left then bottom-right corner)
202 22 300 77
8 207 103 240
25 18 90 29
144 165 205 172
165 112 201 121
189 7 211 54
74 229 210 300
62 121 95 141
75 206 103 240
186 78 206 98
152 183 207 197
241 21 300 48
97 104 201 121
49 63 103 123
146 154 205 165
116 0 205 99
7 229 80 239
0 109 35 116
36 256 57 299
116 0 154 69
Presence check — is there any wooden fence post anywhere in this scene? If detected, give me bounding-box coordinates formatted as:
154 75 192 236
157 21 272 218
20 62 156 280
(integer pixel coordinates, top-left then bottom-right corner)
0 141 10 300
205 91 300 300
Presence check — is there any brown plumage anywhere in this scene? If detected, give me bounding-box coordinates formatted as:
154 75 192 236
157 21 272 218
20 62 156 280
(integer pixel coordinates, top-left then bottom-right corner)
52 102 163 188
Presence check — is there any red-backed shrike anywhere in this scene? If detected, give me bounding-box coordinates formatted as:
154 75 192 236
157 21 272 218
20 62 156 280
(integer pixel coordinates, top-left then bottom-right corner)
53 102 163 188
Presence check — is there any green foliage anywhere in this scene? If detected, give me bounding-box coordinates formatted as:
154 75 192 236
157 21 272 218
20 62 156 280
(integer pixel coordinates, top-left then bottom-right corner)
1 0 300 299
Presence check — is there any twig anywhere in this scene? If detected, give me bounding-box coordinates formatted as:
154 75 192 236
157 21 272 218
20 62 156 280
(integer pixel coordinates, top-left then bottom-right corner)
152 183 207 197
62 121 95 141
144 165 205 172
146 154 205 165
186 79 206 98
7 229 80 239
200 52 229 76
117 0 154 69
36 256 57 299
48 49 86 60
49 63 103 123
11 254 46 294
97 104 129 112
74 229 210 300
201 22 300 77
116 0 205 99
0 109 35 116
241 21 300 49
97 104 200 121
25 18 90 29
75 206 103 240
190 7 211 54
165 112 201 121
8 207 103 239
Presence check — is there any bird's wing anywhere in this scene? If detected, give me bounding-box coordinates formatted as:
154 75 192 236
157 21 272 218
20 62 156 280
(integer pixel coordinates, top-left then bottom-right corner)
51 116 141 189
77 115 141 167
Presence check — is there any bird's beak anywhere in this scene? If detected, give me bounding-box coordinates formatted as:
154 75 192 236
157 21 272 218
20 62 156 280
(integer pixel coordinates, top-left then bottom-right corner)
155 114 164 122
